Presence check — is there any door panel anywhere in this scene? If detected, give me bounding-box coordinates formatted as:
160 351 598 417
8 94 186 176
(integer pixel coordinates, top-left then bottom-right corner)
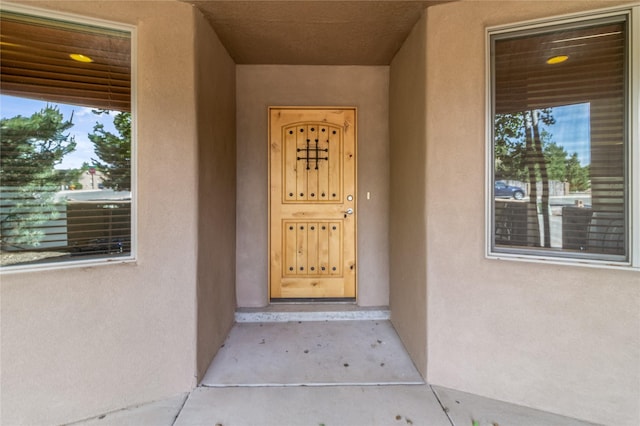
269 107 356 299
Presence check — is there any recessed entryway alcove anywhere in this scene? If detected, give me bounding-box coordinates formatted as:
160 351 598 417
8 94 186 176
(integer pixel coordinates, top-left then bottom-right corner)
189 0 434 397
190 0 435 387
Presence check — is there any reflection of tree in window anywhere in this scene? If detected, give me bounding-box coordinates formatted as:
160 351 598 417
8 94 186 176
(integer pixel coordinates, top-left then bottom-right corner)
1 106 76 248
89 110 131 191
495 107 592 248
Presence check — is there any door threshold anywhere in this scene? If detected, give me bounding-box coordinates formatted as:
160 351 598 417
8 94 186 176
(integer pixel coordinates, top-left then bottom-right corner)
235 304 390 323
270 297 356 304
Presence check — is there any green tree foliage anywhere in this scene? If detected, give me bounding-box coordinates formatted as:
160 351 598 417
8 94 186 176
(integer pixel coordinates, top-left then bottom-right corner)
566 153 590 192
1 105 76 185
544 142 568 182
0 105 76 248
543 143 591 192
495 110 555 181
494 113 527 181
89 110 131 191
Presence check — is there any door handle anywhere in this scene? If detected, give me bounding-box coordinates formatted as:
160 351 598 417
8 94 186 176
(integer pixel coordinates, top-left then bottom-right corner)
344 208 354 218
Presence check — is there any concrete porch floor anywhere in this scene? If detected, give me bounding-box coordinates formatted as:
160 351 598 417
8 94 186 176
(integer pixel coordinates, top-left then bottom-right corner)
69 311 599 426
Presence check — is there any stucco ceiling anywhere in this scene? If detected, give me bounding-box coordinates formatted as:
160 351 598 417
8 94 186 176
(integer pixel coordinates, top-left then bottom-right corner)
183 1 445 65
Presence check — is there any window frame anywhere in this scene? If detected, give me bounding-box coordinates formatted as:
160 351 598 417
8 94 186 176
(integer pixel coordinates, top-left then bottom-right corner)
485 5 640 270
0 2 137 274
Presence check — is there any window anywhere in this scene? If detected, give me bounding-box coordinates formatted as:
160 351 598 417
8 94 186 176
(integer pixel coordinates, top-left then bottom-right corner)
487 7 639 269
0 5 135 271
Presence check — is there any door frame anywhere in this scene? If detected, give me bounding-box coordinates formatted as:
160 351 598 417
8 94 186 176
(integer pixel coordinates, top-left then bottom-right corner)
268 106 358 301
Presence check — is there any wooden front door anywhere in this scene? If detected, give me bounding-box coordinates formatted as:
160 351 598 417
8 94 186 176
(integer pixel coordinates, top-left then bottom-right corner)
269 107 356 299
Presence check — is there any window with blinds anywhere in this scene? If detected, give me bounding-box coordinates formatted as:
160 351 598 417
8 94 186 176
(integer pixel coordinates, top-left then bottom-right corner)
0 7 134 270
488 9 636 266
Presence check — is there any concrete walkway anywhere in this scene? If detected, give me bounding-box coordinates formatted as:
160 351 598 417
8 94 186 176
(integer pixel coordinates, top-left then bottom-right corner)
70 385 598 426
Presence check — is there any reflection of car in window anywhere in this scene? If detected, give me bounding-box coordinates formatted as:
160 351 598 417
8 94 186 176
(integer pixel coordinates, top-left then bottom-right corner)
494 181 525 200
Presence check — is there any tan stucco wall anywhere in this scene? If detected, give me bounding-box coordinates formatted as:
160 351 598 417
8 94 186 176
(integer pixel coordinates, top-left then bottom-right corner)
236 65 390 307
0 1 235 424
194 9 237 378
2 0 638 424
421 1 639 425
389 12 428 377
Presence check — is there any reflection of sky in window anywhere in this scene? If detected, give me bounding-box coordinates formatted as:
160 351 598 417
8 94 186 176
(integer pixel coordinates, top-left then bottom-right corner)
542 103 591 165
0 94 119 170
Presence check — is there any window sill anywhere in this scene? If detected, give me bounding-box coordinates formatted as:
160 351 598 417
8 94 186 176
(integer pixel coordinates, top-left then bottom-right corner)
0 254 137 274
486 251 639 272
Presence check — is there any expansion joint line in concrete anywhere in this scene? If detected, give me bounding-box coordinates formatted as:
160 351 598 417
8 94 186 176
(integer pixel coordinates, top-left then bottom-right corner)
430 384 455 426
171 393 191 426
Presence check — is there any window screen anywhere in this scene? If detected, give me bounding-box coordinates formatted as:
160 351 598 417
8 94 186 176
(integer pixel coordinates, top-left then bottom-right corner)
489 13 630 262
0 9 133 269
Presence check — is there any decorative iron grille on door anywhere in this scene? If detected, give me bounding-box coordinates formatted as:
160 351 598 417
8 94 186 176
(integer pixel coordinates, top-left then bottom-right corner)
282 124 342 203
